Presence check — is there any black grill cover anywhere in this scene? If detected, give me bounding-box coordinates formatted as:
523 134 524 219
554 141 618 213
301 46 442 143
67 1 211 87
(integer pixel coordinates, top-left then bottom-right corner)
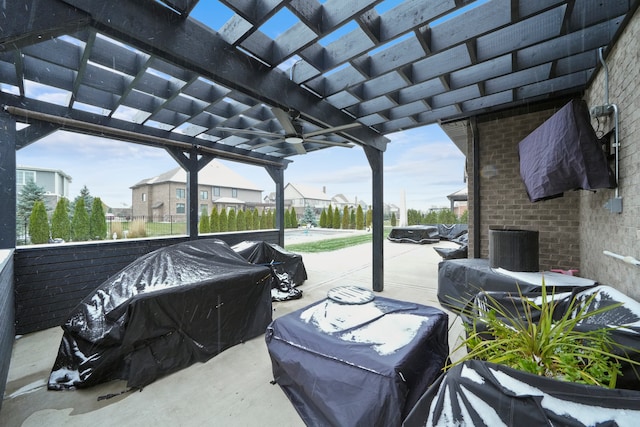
403 360 640 427
518 99 616 202
266 296 449 427
48 239 273 390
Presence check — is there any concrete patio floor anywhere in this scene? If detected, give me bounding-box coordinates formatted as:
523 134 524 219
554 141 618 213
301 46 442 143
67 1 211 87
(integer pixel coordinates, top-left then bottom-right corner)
1 235 464 426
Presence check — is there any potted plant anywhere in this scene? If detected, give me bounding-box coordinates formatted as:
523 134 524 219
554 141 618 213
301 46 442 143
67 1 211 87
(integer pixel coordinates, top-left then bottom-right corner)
448 281 640 388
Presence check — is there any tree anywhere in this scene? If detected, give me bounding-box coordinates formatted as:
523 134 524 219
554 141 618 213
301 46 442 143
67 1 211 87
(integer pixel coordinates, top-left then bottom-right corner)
245 208 253 230
199 208 210 233
227 208 237 231
261 209 269 229
319 209 327 228
326 204 333 229
17 180 46 241
237 209 246 231
270 209 276 228
341 206 349 229
285 208 292 228
29 201 50 244
424 210 438 225
301 204 316 226
390 212 397 227
71 198 90 241
437 208 457 224
219 208 228 232
332 206 341 229
90 197 107 240
210 206 220 232
356 205 364 230
366 208 373 228
290 207 298 228
350 208 356 229
459 210 469 224
252 208 259 230
73 185 93 215
51 197 71 241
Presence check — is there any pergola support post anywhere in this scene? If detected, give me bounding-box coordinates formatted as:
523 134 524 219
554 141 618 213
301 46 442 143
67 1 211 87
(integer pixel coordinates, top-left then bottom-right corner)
166 147 215 239
364 146 384 292
0 111 17 249
265 166 285 247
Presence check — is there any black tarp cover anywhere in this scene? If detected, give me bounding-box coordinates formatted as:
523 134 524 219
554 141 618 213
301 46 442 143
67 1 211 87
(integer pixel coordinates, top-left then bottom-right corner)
437 258 596 314
48 239 273 390
232 240 307 301
518 99 616 202
403 360 640 427
266 296 449 427
388 226 440 244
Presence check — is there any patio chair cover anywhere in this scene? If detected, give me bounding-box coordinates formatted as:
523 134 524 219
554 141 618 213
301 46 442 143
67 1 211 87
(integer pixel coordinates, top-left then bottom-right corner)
232 240 307 301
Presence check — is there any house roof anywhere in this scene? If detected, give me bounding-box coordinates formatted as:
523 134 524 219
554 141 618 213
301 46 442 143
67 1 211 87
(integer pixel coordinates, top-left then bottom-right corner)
17 165 73 181
447 187 468 201
3 1 637 166
131 159 262 191
285 183 331 201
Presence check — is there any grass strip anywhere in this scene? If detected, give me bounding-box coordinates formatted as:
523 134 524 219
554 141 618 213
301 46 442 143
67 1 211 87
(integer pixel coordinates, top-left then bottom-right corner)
285 233 374 252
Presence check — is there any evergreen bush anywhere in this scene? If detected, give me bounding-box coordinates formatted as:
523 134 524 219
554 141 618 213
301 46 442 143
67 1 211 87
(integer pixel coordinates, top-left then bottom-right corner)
356 205 364 230
29 201 50 244
51 197 71 241
199 208 210 233
90 197 107 240
219 208 228 232
210 206 220 232
227 209 237 231
71 198 90 241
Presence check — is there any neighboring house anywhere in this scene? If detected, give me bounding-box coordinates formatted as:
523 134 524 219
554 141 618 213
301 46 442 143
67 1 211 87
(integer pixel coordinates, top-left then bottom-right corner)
384 203 399 219
284 183 332 215
331 193 354 211
130 160 263 221
17 166 72 211
447 187 468 218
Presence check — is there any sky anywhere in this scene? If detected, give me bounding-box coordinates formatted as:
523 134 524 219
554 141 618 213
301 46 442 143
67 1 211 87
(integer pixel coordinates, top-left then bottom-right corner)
15 1 469 212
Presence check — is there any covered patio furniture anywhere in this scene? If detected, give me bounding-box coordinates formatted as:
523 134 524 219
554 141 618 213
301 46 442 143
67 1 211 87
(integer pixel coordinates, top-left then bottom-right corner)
266 290 449 426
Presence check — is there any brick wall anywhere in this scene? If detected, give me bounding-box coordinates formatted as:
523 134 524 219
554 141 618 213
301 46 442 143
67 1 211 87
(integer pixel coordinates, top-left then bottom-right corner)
582 9 640 299
470 100 581 271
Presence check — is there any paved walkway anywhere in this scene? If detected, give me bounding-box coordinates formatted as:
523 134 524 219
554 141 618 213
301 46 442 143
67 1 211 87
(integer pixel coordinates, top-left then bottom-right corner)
1 238 464 427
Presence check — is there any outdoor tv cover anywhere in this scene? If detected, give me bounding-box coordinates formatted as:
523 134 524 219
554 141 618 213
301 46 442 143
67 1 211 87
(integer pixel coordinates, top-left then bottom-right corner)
518 99 616 202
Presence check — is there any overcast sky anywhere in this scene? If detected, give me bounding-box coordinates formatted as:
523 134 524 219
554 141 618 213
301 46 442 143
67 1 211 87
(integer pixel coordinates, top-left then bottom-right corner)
16 124 466 211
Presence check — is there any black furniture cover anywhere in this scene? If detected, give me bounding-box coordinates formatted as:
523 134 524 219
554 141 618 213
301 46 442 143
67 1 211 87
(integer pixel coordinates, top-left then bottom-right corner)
388 225 440 244
232 240 307 301
403 360 640 427
266 295 449 427
436 224 468 240
48 239 273 390
437 258 596 315
518 99 616 202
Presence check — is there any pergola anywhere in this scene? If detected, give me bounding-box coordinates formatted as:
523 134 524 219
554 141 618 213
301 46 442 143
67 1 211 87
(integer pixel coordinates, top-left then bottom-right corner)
1 0 637 292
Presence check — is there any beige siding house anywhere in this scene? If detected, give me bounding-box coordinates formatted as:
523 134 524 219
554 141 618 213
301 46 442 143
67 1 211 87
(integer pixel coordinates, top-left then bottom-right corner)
130 160 263 221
